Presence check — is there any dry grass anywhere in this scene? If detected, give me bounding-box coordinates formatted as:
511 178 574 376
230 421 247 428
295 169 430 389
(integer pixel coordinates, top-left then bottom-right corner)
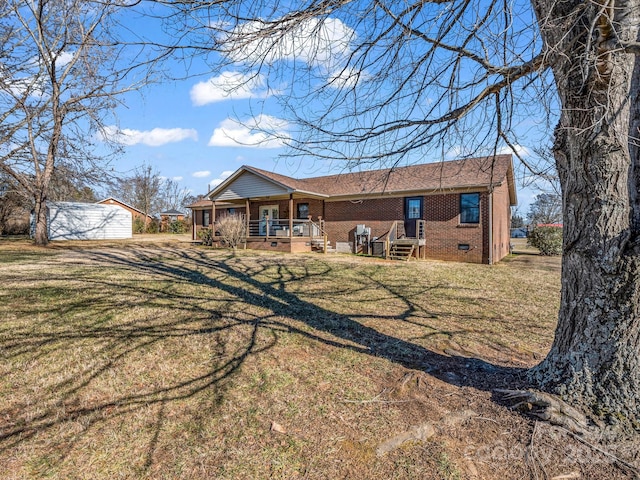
0 238 634 479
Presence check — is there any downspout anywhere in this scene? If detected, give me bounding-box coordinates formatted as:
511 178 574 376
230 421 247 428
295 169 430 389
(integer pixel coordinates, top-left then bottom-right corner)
488 191 493 265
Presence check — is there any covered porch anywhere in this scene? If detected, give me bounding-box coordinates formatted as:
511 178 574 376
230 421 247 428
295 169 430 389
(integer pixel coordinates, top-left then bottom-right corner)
225 195 329 253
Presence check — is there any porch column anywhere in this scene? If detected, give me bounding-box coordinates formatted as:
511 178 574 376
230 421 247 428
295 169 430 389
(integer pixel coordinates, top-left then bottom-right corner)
192 209 196 241
245 199 250 237
289 194 294 239
211 201 216 227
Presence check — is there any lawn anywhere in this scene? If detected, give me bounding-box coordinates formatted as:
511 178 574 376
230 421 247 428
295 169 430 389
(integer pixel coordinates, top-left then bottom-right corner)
0 238 633 479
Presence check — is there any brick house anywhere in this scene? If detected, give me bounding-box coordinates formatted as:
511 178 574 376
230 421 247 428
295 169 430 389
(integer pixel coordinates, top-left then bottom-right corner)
188 155 517 264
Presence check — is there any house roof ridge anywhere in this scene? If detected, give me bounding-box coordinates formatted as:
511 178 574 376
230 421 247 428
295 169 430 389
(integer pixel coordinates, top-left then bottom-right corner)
206 155 516 205
246 154 511 183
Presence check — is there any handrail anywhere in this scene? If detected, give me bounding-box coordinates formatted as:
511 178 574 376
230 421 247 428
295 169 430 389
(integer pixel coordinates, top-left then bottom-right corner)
385 220 400 258
417 219 426 240
307 217 329 253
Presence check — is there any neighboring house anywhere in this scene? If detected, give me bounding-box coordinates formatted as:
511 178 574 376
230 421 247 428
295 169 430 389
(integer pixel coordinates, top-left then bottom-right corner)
189 155 517 264
160 209 185 223
510 227 528 238
159 209 186 232
32 202 132 241
96 197 154 231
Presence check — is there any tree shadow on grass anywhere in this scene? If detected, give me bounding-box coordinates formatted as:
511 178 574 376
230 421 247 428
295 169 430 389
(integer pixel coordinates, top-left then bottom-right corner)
79 246 531 392
0 245 532 475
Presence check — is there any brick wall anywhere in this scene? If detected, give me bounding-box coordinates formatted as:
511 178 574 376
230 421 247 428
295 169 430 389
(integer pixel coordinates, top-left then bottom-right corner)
491 182 512 262
423 193 487 263
324 193 491 263
324 197 404 249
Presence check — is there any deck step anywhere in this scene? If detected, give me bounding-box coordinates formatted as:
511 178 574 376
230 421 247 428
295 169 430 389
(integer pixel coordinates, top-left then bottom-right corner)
389 243 415 261
311 239 333 253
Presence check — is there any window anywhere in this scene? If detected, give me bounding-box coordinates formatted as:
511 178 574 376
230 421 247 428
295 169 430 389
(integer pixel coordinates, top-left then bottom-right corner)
406 197 422 219
203 211 210 226
460 193 480 224
297 203 309 219
228 208 236 215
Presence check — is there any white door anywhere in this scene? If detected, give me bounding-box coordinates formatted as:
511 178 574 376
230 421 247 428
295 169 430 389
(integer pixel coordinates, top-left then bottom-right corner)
259 205 279 235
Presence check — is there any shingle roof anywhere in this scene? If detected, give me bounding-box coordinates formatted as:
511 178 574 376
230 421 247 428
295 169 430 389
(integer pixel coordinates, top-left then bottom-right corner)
244 155 515 202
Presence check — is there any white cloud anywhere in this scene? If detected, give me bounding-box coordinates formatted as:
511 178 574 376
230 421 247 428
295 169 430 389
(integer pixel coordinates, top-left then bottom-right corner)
497 144 531 157
327 66 365 89
192 170 211 178
224 17 354 67
172 176 183 181
190 71 270 106
208 115 290 149
210 170 235 188
221 17 362 88
444 145 471 160
444 144 531 160
100 126 198 147
56 51 74 68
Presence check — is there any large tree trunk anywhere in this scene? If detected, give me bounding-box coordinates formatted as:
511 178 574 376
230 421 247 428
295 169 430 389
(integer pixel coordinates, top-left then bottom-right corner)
530 0 640 425
33 194 49 246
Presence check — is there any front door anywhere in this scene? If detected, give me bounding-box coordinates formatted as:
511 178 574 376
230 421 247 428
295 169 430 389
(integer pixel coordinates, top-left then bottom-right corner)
404 197 423 238
259 205 279 235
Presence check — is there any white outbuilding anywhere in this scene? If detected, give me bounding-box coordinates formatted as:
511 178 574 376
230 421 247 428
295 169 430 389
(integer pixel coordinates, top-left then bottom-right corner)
33 201 132 241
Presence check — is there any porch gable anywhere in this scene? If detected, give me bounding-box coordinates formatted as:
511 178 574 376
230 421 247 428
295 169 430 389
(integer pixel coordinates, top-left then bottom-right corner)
211 170 292 201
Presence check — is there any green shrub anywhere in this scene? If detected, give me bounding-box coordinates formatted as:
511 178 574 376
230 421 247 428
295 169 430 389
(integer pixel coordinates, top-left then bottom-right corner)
133 217 145 234
168 219 188 234
197 227 214 246
528 226 563 255
145 219 159 234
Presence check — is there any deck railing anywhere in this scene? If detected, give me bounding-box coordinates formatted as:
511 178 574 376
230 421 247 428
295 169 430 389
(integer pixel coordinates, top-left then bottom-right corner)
417 219 426 240
384 220 400 258
247 218 322 239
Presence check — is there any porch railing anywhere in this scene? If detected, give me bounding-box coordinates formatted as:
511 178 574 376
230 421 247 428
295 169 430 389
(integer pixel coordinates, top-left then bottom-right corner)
384 220 400 258
247 218 322 238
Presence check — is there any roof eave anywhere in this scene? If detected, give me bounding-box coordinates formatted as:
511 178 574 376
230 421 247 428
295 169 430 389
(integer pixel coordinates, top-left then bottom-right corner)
294 189 329 198
325 184 497 201
506 158 518 206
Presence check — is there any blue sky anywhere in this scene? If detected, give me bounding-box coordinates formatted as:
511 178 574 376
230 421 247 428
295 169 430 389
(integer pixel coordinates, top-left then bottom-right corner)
100 3 551 216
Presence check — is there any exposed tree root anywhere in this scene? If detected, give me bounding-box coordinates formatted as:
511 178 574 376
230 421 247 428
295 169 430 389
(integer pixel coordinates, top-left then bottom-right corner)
375 409 477 457
497 389 640 478
495 389 589 435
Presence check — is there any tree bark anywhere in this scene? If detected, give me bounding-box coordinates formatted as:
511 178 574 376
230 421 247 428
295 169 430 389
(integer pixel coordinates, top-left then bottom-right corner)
530 0 640 425
33 194 49 247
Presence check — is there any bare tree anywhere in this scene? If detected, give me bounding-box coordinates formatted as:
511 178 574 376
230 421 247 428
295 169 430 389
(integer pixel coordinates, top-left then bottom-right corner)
159 178 191 214
48 165 98 203
169 0 640 427
0 0 159 245
113 164 163 221
0 173 30 235
528 193 563 225
216 213 247 253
